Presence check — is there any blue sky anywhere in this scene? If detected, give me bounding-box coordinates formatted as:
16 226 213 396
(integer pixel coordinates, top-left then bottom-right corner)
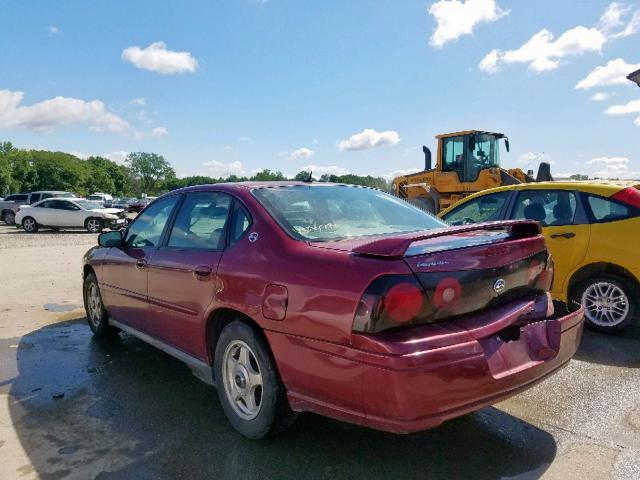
0 0 639 180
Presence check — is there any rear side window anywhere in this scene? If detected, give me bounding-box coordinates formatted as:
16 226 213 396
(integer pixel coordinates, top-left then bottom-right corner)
168 192 231 250
7 194 28 202
29 194 41 204
443 192 510 225
229 202 251 244
512 190 577 227
126 196 179 248
586 195 631 222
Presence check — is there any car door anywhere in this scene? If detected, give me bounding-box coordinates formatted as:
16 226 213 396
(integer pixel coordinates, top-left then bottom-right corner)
100 195 180 332
509 189 590 299
441 191 513 225
30 200 54 224
47 199 80 226
146 191 232 358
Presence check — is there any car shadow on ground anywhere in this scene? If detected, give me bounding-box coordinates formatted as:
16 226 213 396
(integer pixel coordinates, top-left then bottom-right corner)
4 319 558 480
0 228 96 235
574 322 640 368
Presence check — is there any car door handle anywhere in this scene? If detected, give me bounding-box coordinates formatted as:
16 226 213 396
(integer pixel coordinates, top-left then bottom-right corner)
550 232 576 239
193 265 212 280
136 258 147 269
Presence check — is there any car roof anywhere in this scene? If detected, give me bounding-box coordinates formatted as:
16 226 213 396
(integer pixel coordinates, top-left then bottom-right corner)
439 181 635 217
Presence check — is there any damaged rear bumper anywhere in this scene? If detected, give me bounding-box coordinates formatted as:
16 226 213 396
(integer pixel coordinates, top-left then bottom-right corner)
267 295 584 434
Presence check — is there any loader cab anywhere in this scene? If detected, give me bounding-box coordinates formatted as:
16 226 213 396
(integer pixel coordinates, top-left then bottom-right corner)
437 131 507 183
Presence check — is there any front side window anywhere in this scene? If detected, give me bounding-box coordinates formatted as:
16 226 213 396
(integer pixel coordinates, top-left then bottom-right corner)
444 192 510 225
125 196 179 248
253 185 445 241
512 190 577 227
587 195 631 222
168 192 231 249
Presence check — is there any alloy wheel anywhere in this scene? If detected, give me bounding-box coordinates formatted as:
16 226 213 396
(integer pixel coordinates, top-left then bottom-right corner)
87 219 101 233
222 340 263 420
87 283 102 327
23 218 36 232
581 281 629 327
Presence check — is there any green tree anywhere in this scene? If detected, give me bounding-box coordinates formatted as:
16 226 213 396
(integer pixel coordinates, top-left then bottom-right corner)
293 170 312 181
250 169 285 181
126 152 175 195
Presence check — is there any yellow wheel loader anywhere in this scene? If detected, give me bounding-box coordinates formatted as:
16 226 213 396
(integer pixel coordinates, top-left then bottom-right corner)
391 130 552 213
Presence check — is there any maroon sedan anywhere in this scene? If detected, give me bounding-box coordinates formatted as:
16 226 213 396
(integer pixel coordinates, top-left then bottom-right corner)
83 182 584 439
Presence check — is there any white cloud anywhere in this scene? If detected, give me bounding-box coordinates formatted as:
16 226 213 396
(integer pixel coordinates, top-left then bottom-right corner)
338 128 401 151
576 58 640 90
312 138 319 144
203 160 245 178
588 156 633 177
429 0 508 48
151 126 168 138
590 92 614 101
104 151 129 165
0 89 130 134
288 147 315 161
122 41 198 74
382 168 421 181
605 98 640 115
297 165 349 179
70 151 90 160
480 3 639 74
130 97 146 106
239 135 250 142
635 116 640 127
48 26 61 35
599 2 640 38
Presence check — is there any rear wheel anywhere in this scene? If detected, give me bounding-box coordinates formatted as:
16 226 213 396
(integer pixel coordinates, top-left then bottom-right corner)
85 217 103 233
22 217 38 233
214 321 296 439
3 211 15 226
572 274 636 333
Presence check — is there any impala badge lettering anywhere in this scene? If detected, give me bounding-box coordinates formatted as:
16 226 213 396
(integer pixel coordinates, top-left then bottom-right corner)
416 260 449 268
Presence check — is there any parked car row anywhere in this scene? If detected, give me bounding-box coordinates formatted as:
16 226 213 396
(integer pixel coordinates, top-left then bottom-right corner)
16 198 128 233
0 191 77 225
83 182 584 440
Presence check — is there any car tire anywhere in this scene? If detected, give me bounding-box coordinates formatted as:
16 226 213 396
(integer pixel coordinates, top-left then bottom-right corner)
4 211 16 226
85 217 103 234
22 217 38 233
571 274 637 333
214 321 296 439
83 272 118 338
406 197 436 214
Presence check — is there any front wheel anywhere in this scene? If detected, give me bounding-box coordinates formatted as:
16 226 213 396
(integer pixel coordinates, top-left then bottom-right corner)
572 275 637 333
22 217 38 233
214 321 296 439
86 218 103 233
83 273 118 337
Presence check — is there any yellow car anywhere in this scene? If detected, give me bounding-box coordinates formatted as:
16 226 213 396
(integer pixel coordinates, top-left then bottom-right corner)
439 182 640 333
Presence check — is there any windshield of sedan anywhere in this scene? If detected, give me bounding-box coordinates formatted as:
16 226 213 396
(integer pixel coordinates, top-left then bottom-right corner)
252 185 445 241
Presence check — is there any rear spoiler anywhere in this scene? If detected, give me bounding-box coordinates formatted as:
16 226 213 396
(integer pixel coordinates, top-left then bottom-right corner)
352 220 541 259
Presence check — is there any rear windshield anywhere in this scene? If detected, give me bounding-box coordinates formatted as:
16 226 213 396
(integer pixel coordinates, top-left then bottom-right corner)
252 185 445 241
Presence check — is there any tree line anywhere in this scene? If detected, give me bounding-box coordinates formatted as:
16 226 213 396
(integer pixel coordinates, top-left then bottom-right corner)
0 142 389 197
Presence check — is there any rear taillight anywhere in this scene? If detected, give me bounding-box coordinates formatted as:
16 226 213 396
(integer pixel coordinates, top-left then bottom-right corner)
611 187 640 209
353 275 431 333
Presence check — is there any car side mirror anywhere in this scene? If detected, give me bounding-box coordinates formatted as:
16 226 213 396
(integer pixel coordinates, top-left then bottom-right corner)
98 230 123 248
